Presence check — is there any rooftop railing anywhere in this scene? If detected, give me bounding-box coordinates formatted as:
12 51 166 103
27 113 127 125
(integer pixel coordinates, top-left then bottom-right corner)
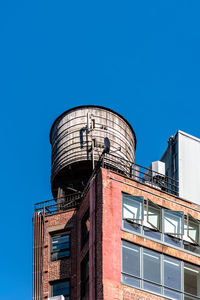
34 153 179 215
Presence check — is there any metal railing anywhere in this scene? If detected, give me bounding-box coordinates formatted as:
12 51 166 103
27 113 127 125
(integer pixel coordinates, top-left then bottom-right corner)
103 153 179 196
34 192 82 215
34 153 179 215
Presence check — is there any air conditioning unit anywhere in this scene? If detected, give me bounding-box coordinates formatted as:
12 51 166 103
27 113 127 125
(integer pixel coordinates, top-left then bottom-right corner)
143 161 166 189
48 296 65 300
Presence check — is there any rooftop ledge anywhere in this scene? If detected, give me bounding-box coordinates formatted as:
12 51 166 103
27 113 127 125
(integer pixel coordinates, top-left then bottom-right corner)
34 153 179 216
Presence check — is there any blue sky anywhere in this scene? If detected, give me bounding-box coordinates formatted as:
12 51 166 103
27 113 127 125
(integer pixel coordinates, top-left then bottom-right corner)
1 1 200 299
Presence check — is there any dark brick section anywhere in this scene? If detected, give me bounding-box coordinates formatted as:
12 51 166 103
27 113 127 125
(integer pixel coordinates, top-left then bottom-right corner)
34 168 200 300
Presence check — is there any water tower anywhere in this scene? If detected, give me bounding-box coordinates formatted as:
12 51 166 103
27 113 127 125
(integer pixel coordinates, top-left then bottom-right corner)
50 105 136 198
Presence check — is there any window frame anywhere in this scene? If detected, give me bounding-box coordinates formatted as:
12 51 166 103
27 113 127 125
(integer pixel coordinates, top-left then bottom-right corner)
187 214 200 245
50 231 70 261
121 240 200 299
163 209 184 236
122 193 144 224
122 193 200 255
147 199 161 231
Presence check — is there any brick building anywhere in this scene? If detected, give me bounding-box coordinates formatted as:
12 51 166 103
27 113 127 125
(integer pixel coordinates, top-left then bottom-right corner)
33 106 200 300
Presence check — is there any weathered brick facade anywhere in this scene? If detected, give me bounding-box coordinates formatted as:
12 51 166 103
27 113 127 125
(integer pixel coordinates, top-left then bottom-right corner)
34 168 200 300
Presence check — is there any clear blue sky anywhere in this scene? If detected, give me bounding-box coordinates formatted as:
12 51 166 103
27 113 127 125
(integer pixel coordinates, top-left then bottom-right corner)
1 1 200 299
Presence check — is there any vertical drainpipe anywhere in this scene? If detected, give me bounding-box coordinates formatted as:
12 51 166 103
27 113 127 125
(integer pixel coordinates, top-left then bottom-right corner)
89 176 96 300
33 211 44 300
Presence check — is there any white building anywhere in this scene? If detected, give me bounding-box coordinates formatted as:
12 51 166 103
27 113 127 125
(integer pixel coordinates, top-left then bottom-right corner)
161 130 200 205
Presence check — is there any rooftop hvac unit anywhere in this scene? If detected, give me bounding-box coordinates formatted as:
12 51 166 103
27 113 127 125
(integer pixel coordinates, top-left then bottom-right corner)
143 161 166 189
48 296 65 300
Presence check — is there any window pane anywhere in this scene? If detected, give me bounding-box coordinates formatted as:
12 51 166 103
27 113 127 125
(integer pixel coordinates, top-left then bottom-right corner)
122 273 140 288
164 210 183 235
143 248 161 284
183 241 200 255
188 221 199 244
52 281 70 297
184 263 200 297
122 194 143 221
147 206 161 230
164 234 181 247
143 226 161 241
164 288 181 300
143 281 161 294
123 220 142 233
51 234 70 260
52 241 70 251
53 235 69 243
52 250 70 260
164 256 181 291
184 295 199 300
122 241 140 277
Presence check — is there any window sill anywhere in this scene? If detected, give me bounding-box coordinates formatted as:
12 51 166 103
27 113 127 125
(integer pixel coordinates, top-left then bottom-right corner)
121 282 174 300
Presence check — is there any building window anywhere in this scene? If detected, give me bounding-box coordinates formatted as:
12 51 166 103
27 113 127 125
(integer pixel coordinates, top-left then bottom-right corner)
81 209 90 248
122 241 140 288
122 193 200 255
122 194 144 234
163 210 184 235
146 199 161 231
122 240 200 299
187 214 200 245
184 263 200 298
51 232 70 261
143 248 161 294
81 253 89 299
50 280 70 300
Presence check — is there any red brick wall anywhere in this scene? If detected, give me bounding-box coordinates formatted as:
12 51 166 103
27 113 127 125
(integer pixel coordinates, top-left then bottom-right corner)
42 209 77 300
41 170 103 300
101 168 200 300
39 168 200 300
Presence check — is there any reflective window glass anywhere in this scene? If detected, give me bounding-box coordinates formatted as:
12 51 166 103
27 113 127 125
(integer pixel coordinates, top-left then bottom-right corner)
183 241 200 255
164 234 181 247
122 241 140 277
51 233 70 261
147 203 161 231
143 226 161 241
164 288 181 300
122 274 140 288
187 216 200 245
122 194 143 222
164 210 184 235
143 281 161 294
164 256 181 291
143 248 161 284
52 280 70 299
184 263 200 297
123 220 142 233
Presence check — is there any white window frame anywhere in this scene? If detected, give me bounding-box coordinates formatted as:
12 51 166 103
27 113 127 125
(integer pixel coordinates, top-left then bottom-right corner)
147 199 161 231
122 193 144 224
163 209 184 236
187 214 200 245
